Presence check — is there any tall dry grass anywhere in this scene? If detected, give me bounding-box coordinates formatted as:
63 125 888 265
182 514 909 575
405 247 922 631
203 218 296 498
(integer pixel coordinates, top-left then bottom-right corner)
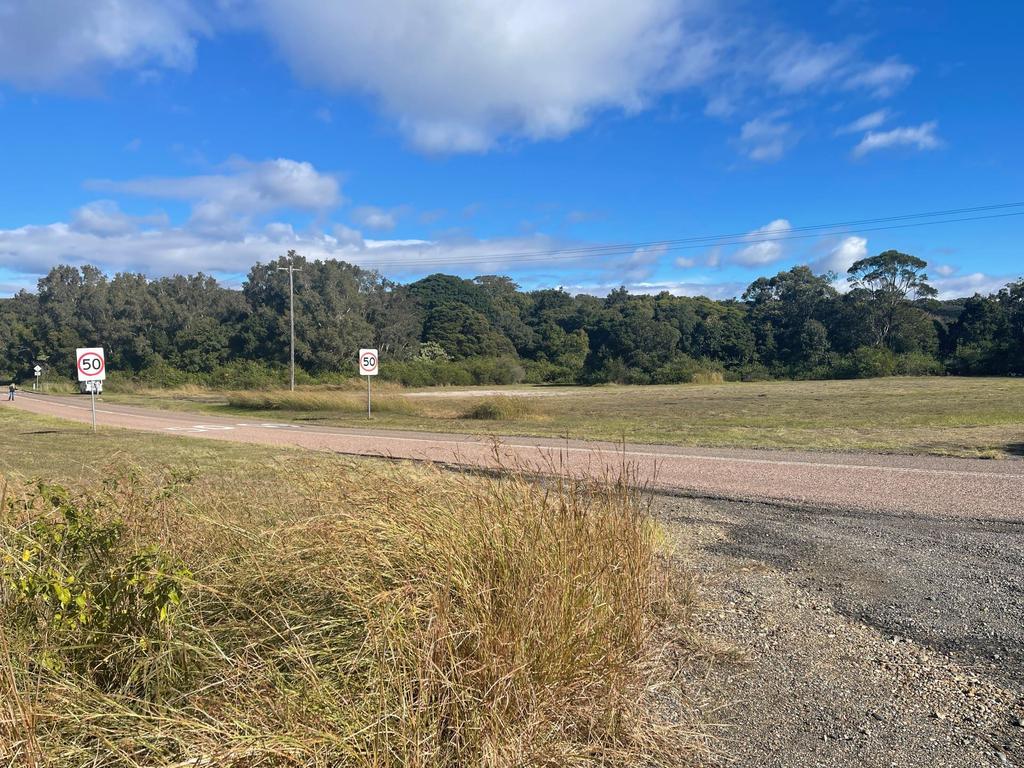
0 453 697 767
460 395 539 421
226 388 418 415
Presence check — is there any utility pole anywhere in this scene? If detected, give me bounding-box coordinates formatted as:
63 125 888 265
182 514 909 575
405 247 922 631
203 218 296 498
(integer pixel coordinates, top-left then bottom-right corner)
276 251 302 391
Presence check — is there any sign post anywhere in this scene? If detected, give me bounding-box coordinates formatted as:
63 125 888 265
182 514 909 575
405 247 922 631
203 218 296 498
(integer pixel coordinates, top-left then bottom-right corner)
33 365 41 391
358 348 378 419
76 347 106 432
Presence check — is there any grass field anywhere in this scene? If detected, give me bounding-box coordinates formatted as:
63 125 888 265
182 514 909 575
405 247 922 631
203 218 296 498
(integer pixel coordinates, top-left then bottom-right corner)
104 377 1024 458
0 408 703 767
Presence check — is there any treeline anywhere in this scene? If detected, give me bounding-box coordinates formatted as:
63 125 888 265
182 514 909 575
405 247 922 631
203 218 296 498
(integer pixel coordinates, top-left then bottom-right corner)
1 250 1022 387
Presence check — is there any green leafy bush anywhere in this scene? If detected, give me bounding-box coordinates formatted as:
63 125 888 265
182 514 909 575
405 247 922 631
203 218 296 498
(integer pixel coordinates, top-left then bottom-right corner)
1 482 189 697
832 346 899 378
895 351 945 376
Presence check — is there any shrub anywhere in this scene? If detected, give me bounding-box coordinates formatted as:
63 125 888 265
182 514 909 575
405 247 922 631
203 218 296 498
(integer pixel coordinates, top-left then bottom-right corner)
461 396 536 420
895 352 944 376
651 356 728 385
521 359 580 384
651 355 702 384
832 346 899 378
205 360 290 389
381 359 474 387
1 482 189 698
380 357 526 387
736 363 775 382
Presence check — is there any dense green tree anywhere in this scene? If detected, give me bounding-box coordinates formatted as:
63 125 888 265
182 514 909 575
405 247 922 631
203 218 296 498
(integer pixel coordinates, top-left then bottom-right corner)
847 250 937 349
1 251 1020 385
422 302 516 359
743 266 837 372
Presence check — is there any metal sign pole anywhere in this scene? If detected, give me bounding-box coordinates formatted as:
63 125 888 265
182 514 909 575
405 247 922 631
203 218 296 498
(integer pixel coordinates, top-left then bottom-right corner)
367 374 371 419
90 387 97 432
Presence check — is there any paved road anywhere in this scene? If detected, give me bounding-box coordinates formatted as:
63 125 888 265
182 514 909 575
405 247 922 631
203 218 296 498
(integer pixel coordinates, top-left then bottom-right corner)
9 393 1024 520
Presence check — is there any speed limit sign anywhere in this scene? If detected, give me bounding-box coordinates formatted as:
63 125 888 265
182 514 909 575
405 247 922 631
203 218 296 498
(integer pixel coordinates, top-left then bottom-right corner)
76 347 107 382
358 348 379 376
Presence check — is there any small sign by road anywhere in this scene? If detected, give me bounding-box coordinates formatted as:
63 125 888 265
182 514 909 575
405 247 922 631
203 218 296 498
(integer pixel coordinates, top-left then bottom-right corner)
76 347 105 432
359 348 379 376
76 347 106 382
359 348 378 419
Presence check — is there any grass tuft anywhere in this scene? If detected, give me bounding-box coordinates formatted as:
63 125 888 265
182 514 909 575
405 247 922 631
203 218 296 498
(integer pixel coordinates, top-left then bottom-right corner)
461 396 537 421
689 371 725 385
0 451 695 767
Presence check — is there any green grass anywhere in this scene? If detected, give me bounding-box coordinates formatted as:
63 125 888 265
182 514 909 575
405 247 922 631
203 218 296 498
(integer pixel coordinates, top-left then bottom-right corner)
0 408 701 767
101 376 1024 458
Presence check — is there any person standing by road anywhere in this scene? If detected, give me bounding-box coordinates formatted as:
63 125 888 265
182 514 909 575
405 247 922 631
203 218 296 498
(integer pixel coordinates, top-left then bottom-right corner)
7 382 16 401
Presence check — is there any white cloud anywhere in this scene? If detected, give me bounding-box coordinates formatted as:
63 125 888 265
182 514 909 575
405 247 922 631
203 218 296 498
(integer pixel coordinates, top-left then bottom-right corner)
732 219 792 265
616 244 668 282
738 114 794 161
561 278 745 299
675 256 697 268
71 200 168 236
844 57 916 97
245 3 917 154
836 109 890 134
0 2 923 158
0 214 583 288
852 121 942 157
763 38 855 92
809 235 867 274
0 0 206 90
703 94 735 118
352 206 400 231
89 157 342 233
252 0 707 152
933 272 1013 300
933 264 956 277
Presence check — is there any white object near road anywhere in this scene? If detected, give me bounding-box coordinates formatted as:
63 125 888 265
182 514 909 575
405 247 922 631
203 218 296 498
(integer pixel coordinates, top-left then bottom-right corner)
76 347 105 432
359 348 378 419
359 348 379 376
76 347 106 382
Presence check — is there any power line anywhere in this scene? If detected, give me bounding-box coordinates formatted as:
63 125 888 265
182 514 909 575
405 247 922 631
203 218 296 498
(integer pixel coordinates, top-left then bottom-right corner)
340 202 1024 270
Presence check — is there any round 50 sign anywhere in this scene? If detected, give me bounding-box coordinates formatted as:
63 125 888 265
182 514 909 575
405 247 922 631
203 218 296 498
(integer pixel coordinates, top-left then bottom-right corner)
76 347 107 382
359 348 379 376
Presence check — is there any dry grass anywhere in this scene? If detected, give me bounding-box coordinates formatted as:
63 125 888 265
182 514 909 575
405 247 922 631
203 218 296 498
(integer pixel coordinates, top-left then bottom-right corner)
689 372 724 385
461 396 540 421
0 444 698 767
226 388 419 415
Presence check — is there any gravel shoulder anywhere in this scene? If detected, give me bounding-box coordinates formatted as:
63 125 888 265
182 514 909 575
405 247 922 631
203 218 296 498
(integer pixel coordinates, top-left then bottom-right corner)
659 495 1024 767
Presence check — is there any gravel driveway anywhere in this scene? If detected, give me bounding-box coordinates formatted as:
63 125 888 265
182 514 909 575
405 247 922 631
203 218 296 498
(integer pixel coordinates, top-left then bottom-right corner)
660 495 1024 767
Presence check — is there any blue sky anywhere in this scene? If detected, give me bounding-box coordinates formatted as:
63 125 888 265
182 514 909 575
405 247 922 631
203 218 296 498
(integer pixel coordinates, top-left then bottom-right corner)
0 0 1021 299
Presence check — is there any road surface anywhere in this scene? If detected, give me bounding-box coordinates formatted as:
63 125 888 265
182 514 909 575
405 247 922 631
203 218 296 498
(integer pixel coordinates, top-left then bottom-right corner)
8 393 1024 520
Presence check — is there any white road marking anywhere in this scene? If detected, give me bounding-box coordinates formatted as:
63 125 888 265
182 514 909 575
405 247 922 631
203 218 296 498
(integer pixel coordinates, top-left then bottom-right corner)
164 424 236 433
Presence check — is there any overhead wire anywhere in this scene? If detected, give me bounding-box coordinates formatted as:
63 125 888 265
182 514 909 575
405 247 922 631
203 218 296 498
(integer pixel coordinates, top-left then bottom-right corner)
339 201 1024 270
